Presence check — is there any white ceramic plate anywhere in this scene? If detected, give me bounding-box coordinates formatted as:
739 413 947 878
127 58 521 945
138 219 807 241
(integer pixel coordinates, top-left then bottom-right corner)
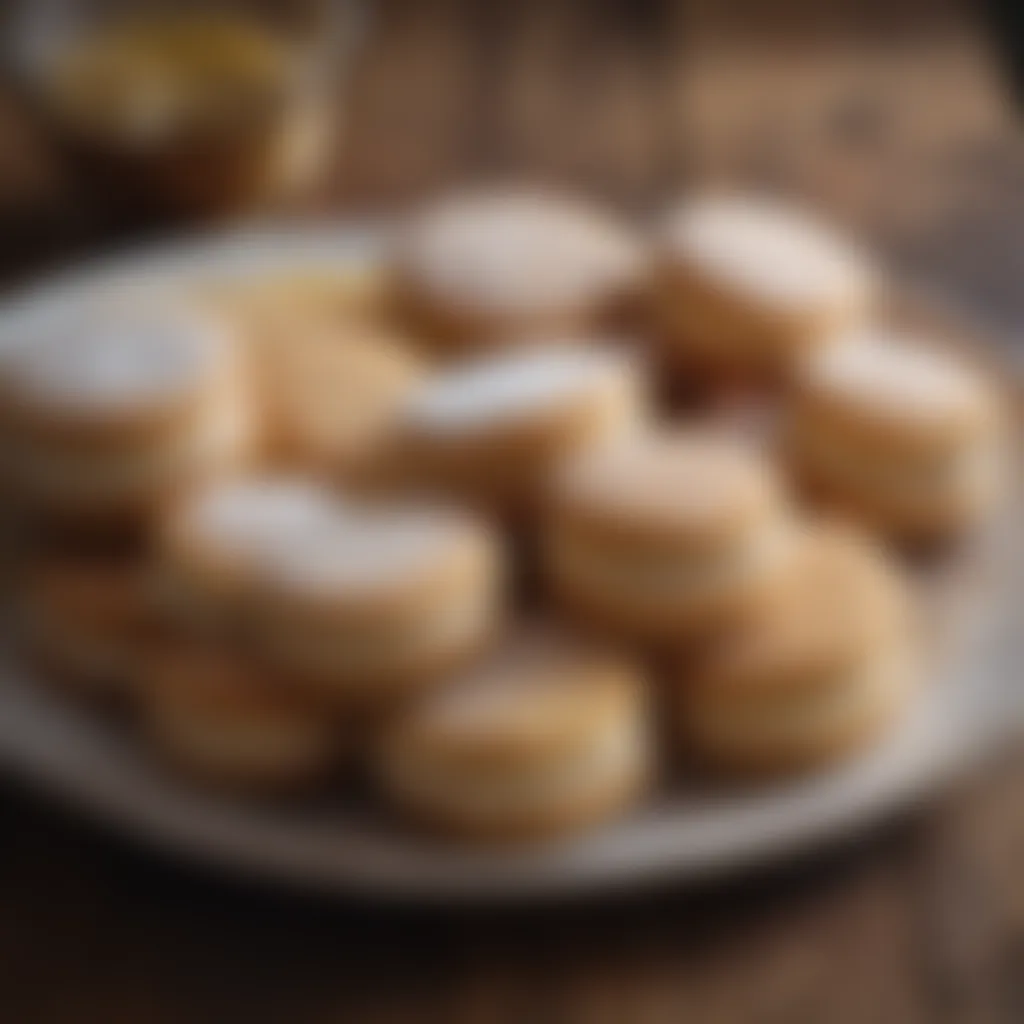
0 224 1019 901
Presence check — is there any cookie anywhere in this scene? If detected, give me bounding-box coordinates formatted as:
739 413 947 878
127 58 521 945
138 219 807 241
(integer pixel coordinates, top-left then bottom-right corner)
394 190 642 352
392 345 643 516
680 525 917 775
376 626 651 840
157 475 343 634
654 195 872 378
252 319 425 482
787 331 1004 540
548 430 800 645
140 642 339 792
255 501 503 706
17 550 157 698
0 298 251 525
208 263 396 343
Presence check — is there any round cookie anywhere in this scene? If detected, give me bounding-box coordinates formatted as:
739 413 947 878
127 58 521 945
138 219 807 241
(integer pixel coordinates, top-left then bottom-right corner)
547 430 800 646
0 298 251 525
680 525 917 775
392 345 643 516
787 331 1004 540
207 263 397 345
394 190 642 352
376 627 651 840
17 550 158 698
157 475 343 634
140 642 339 793
653 195 873 378
255 501 502 706
251 318 425 482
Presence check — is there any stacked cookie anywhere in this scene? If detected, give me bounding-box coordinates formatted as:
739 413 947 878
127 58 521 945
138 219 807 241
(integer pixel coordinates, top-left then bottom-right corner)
680 525 917 775
142 644 341 793
653 195 873 380
394 190 642 352
4 188 1007 845
148 475 502 787
547 431 800 645
0 299 251 528
390 345 644 517
145 476 348 789
20 549 158 698
787 331 1004 540
378 627 650 839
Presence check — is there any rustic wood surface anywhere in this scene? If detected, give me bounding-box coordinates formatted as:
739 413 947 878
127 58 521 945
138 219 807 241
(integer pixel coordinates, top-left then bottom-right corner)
0 2 1023 1021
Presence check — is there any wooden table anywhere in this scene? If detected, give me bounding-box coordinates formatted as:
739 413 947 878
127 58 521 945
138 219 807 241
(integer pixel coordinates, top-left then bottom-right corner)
1 3 1023 1021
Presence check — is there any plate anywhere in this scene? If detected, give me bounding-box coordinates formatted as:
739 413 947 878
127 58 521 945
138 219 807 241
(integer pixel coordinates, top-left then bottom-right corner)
0 224 1020 900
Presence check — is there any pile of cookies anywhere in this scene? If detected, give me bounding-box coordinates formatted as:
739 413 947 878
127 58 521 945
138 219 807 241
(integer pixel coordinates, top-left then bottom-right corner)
3 190 1005 842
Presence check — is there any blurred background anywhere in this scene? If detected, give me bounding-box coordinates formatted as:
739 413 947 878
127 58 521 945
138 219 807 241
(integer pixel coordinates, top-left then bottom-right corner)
3 0 1024 335
1 1 1023 1021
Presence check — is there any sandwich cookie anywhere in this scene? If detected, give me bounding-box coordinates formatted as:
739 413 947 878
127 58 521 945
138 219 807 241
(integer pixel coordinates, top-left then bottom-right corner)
394 191 642 352
392 345 643 516
252 317 425 482
548 431 800 645
140 642 339 792
787 331 1004 541
680 525 917 775
654 196 872 378
0 299 251 525
158 475 343 635
376 627 651 840
18 551 157 698
256 502 502 706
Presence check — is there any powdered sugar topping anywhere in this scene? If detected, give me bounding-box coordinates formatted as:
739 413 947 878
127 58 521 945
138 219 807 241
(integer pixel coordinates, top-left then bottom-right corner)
405 193 640 313
806 332 985 415
563 432 772 526
668 196 870 308
185 478 342 560
5 300 227 414
405 346 630 435
265 505 476 596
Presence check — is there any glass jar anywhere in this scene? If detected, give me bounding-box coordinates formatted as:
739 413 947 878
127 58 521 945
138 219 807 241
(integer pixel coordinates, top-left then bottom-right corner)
9 0 360 223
